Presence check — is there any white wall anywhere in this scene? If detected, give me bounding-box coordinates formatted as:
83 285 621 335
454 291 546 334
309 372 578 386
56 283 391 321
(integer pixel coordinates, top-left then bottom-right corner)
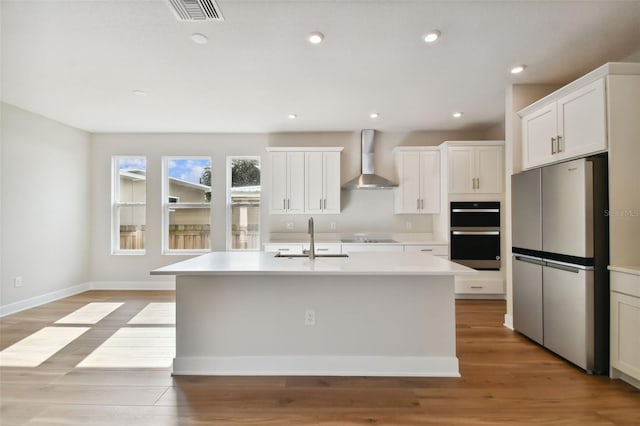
1 103 92 308
91 129 493 283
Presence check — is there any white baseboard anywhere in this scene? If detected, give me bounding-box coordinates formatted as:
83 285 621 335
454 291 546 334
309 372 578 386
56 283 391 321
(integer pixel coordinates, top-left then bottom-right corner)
503 314 514 330
89 281 176 291
0 282 90 317
1 281 176 317
172 355 460 377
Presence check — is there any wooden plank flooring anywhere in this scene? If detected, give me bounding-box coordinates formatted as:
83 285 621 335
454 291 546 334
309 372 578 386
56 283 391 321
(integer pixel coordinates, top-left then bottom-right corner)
1 290 639 425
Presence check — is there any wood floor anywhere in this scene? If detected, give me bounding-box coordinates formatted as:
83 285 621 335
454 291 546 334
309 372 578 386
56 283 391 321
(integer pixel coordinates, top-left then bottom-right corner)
1 291 639 425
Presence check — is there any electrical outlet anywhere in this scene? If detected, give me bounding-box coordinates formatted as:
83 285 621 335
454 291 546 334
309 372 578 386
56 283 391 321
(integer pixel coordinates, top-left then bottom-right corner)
405 221 413 230
304 309 316 326
14 276 23 288
330 222 337 230
286 222 294 230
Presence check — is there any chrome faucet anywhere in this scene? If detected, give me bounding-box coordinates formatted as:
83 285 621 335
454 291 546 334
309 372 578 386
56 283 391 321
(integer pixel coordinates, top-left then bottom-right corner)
306 217 315 259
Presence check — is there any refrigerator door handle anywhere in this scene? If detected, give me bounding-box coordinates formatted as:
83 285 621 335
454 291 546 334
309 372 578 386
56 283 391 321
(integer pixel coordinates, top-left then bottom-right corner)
543 260 581 274
514 255 544 266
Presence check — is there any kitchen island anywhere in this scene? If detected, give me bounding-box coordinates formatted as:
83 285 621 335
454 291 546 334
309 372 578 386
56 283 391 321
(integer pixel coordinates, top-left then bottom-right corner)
152 251 474 377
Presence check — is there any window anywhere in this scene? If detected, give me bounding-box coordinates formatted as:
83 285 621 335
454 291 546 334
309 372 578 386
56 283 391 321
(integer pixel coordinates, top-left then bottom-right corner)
112 156 146 254
227 157 261 250
162 157 212 254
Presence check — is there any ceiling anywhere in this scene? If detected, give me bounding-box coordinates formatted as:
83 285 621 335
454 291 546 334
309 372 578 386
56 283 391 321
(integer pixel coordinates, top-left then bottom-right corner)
1 0 640 133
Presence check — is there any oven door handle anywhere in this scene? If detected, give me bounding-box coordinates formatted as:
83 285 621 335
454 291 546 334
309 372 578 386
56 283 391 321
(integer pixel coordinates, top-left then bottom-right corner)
451 209 500 213
452 231 500 235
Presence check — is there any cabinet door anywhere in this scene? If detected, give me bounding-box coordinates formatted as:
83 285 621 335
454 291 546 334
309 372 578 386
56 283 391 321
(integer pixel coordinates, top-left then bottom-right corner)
395 151 421 213
270 152 288 213
611 291 640 380
522 103 558 169
419 151 440 212
475 146 503 194
322 151 341 214
305 152 324 214
287 152 305 213
557 78 607 160
448 147 475 194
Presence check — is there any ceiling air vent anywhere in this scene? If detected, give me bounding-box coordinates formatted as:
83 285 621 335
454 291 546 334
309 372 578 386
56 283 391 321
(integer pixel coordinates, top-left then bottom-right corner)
167 0 224 21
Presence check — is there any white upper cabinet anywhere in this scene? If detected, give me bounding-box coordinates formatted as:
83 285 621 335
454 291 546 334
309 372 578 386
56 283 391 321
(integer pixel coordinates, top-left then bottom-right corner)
447 143 504 194
305 151 341 214
393 148 440 214
521 78 607 169
267 147 342 215
269 151 305 214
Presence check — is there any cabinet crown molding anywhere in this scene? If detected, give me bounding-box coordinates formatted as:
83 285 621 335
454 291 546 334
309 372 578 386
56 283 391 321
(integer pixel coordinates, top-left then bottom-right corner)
518 62 640 117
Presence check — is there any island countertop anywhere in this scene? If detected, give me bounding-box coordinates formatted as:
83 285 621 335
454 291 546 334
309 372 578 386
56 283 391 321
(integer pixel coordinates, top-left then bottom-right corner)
151 251 475 277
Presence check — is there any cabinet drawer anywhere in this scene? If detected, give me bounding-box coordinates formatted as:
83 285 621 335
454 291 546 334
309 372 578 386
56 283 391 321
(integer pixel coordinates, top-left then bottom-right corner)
611 271 640 298
303 243 342 255
455 279 504 294
404 245 448 256
341 244 404 254
263 244 304 255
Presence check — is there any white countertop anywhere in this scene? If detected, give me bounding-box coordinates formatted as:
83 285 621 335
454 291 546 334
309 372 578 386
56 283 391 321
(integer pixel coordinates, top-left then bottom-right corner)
608 265 640 276
151 251 474 276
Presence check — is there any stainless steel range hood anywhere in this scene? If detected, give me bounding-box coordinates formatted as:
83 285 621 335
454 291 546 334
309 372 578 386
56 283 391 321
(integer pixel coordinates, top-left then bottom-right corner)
342 129 398 190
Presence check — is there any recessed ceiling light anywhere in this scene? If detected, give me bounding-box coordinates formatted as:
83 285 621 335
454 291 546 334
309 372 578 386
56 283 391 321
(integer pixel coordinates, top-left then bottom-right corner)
370 112 380 119
452 112 463 118
191 33 209 44
308 32 324 44
288 113 297 119
511 65 526 74
132 90 147 97
423 30 441 43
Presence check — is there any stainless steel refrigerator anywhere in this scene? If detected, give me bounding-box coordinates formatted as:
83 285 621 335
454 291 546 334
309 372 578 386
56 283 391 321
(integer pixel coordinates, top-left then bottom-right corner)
511 156 609 374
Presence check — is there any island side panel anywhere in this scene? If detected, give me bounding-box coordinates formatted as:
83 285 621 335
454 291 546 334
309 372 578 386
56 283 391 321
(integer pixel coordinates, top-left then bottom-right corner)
174 274 458 377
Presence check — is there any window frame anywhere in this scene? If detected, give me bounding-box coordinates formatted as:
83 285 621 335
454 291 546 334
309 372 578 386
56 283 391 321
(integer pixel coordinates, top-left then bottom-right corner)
161 156 212 255
111 156 146 255
226 156 261 251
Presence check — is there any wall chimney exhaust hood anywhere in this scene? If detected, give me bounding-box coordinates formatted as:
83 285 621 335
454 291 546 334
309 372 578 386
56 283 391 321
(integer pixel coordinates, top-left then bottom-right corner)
342 129 398 190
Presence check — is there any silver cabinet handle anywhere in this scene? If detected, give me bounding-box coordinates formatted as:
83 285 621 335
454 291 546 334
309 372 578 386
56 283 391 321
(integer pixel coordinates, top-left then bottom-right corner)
324 199 327 210
283 199 286 210
551 137 557 154
417 199 420 210
320 199 322 209
558 135 563 153
452 231 500 235
287 199 290 210
470 285 484 289
317 248 329 251
278 248 290 251
421 199 424 209
420 249 433 252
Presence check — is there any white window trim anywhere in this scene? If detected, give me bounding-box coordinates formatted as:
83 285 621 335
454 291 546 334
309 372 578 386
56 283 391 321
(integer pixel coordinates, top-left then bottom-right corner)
226 156 261 251
162 156 212 255
111 156 146 255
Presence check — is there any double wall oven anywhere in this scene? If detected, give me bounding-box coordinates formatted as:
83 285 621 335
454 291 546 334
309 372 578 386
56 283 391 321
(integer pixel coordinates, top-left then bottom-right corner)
450 201 501 270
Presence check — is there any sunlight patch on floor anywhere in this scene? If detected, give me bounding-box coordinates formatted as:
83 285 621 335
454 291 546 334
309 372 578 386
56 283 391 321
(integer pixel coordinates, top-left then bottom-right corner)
127 303 175 325
0 327 90 367
55 302 124 324
77 327 175 368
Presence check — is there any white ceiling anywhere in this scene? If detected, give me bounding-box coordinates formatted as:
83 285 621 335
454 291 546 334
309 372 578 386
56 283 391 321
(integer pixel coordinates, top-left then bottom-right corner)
2 0 640 133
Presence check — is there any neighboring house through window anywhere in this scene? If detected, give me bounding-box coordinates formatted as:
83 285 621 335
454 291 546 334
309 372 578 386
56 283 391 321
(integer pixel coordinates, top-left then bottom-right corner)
227 157 261 250
162 156 212 254
112 156 146 254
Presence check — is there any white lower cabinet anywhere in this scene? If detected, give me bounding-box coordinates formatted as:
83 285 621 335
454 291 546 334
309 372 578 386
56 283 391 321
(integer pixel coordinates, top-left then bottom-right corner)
403 244 448 257
341 244 404 254
263 244 304 255
302 243 342 255
610 269 640 388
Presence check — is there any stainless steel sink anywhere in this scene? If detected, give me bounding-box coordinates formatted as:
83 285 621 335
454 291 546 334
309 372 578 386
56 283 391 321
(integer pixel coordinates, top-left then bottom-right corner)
274 253 349 258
